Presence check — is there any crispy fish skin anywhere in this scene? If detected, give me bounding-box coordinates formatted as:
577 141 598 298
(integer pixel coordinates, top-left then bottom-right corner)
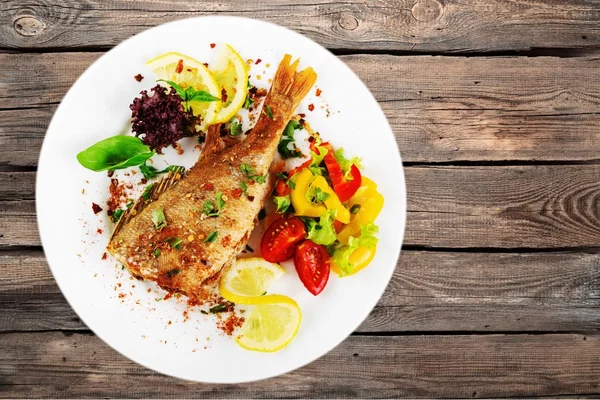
107 55 317 301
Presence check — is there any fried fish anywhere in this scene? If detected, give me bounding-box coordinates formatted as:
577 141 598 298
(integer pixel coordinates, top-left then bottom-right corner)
107 55 317 302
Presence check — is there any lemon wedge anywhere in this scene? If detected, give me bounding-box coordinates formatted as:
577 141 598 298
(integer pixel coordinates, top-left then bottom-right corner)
210 44 249 123
235 295 302 352
146 51 221 131
219 257 285 304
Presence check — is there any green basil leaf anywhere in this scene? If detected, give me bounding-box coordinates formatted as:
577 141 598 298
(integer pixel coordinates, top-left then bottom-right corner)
77 136 154 172
187 90 221 102
139 164 159 180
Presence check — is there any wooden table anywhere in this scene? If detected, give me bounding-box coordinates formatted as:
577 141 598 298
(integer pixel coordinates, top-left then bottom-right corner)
1 1 600 398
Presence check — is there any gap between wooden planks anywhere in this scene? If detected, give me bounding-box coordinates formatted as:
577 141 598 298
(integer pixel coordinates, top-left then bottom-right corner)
1 53 600 166
1 250 599 333
1 0 599 53
3 164 600 248
0 330 599 398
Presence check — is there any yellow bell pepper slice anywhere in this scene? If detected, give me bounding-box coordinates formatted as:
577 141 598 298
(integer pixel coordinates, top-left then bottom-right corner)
309 176 351 224
331 245 376 276
290 168 326 218
338 177 384 244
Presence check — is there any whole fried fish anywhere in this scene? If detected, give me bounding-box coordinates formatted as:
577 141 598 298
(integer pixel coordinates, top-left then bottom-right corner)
107 55 317 302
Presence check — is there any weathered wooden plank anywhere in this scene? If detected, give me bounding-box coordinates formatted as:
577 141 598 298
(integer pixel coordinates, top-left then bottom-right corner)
3 165 600 248
1 53 600 165
0 172 36 200
1 331 598 398
2 250 599 333
1 0 600 53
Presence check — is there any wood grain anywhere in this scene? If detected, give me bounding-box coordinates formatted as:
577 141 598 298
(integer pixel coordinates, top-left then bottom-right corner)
0 331 598 398
2 53 600 166
3 165 600 248
2 250 599 333
1 0 599 53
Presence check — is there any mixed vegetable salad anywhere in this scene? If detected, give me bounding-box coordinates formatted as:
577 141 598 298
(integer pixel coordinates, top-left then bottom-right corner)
263 126 384 295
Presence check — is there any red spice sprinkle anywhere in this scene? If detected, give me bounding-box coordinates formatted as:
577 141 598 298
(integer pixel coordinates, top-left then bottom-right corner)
97 228 103 234
255 58 262 65
118 293 126 299
203 63 209 68
210 43 216 48
221 87 228 102
316 88 322 96
91 203 103 214
101 252 108 260
231 188 243 199
168 320 172 325
308 104 315 111
134 74 144 82
298 113 306 118
203 183 215 191
175 59 184 74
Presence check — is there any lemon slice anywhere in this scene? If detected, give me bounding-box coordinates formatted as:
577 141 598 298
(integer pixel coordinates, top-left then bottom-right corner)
219 258 285 304
236 295 302 352
146 52 221 131
210 44 249 123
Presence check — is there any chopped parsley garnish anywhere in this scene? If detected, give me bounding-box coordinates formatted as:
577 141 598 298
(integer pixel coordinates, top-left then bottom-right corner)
204 231 218 243
165 237 182 250
202 192 226 217
203 201 216 215
229 120 242 136
139 163 159 179
125 200 134 209
277 120 303 159
209 304 228 313
240 164 267 193
151 208 167 229
200 310 208 315
139 163 185 180
153 247 161 258
112 209 124 223
274 195 292 214
216 192 226 210
350 204 361 214
306 187 330 204
142 184 154 201
243 95 254 109
262 104 274 119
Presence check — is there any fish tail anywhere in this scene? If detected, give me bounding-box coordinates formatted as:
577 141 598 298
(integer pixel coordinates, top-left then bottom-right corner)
268 54 317 116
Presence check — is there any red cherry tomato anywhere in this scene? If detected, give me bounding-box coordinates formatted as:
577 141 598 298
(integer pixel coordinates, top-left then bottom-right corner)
294 240 330 296
260 217 307 263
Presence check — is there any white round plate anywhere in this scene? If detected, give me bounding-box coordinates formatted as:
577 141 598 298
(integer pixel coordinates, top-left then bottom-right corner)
37 16 406 383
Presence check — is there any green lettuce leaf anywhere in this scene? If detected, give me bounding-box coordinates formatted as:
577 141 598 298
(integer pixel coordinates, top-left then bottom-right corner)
305 210 337 246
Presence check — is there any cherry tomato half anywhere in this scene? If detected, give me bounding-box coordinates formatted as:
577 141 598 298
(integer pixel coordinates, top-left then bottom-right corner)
260 217 307 263
294 240 330 296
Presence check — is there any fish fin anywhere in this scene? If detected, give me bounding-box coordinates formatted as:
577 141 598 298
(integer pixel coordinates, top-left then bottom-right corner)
250 54 317 139
199 123 223 162
109 166 185 240
267 54 317 116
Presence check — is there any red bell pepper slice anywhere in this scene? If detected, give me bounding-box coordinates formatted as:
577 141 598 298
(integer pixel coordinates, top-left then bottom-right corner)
311 142 362 202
